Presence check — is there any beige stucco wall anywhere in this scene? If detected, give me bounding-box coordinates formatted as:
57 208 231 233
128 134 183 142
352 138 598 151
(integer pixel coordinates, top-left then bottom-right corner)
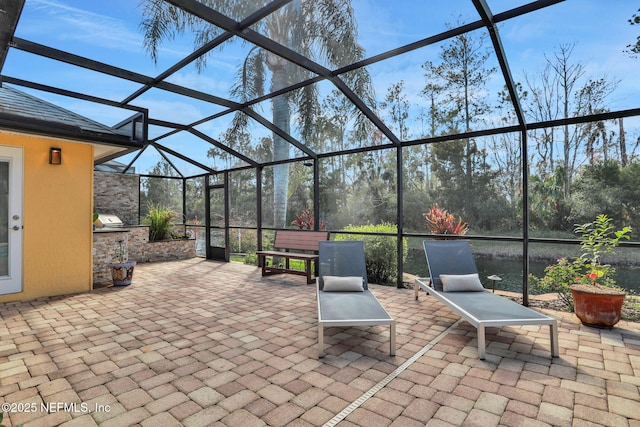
0 131 94 302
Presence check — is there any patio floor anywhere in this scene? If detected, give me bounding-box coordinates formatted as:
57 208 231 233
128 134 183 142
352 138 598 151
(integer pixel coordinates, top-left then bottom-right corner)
1 259 639 427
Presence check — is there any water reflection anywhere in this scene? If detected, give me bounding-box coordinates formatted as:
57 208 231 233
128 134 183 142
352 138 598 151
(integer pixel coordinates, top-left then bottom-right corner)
405 250 640 294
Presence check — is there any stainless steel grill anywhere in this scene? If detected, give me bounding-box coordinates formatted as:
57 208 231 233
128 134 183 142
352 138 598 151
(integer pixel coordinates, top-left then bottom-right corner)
95 213 124 228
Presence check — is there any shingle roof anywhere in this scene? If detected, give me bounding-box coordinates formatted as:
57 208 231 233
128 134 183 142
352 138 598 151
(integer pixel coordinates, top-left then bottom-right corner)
0 84 126 136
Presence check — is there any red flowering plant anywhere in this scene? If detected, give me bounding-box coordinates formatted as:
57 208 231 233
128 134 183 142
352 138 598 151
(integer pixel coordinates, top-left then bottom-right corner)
291 209 326 230
571 262 616 288
423 203 469 236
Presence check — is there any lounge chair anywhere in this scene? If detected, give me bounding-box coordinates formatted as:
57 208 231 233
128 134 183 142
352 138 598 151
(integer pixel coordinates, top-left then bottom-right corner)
316 241 396 358
414 240 558 360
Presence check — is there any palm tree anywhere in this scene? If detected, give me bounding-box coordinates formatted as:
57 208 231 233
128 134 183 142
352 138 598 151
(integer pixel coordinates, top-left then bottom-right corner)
140 0 374 228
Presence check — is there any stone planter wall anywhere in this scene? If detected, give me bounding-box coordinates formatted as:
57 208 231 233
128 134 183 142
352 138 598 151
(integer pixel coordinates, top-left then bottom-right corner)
143 238 196 262
127 227 148 262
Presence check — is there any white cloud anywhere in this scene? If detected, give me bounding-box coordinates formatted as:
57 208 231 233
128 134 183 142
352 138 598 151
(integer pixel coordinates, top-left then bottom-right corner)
23 0 143 53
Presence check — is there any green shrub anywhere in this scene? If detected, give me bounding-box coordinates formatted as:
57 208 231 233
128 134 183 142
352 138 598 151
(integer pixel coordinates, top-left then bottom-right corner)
334 223 407 285
243 252 258 266
144 203 176 241
529 257 578 310
229 229 258 253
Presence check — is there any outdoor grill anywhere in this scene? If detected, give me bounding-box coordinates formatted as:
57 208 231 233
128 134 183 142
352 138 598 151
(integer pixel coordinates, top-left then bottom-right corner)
94 213 124 228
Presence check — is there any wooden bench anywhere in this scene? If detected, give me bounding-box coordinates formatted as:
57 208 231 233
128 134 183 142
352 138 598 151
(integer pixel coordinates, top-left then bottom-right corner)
257 230 329 284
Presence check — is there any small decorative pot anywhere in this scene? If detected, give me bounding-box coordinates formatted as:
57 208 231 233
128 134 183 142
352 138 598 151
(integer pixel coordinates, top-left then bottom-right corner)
570 284 626 328
110 261 137 286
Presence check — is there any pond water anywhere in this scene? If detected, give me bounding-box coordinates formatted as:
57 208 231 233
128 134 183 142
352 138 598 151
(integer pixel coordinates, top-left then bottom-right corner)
405 250 640 295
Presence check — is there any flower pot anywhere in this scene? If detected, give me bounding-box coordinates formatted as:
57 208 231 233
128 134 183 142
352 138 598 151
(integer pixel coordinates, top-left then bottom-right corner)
570 284 626 328
110 261 136 286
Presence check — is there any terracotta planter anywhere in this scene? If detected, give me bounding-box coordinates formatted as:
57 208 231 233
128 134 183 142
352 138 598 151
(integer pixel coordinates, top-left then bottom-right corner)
110 261 136 286
570 284 625 328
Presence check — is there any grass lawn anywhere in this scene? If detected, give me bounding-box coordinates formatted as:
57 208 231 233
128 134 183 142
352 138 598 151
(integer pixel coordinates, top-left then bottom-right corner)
230 255 307 271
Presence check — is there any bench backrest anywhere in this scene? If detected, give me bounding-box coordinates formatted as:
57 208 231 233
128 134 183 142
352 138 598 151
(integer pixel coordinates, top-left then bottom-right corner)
274 230 329 252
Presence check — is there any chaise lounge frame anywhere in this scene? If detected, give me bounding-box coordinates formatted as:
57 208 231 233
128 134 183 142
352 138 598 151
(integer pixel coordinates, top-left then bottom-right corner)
414 240 559 360
316 241 396 358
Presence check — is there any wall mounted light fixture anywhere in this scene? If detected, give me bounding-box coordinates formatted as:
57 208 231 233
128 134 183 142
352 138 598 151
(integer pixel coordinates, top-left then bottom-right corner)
49 147 62 165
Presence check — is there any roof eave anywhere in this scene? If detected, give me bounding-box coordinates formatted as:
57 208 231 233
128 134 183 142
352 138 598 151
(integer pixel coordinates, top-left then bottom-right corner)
0 112 142 149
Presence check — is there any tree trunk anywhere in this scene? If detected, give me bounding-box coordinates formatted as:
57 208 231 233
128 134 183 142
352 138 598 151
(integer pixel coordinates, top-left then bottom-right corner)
619 118 627 167
271 66 290 228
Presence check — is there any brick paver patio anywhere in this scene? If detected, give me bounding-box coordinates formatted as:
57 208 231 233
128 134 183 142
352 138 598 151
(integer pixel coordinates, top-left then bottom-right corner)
1 258 639 426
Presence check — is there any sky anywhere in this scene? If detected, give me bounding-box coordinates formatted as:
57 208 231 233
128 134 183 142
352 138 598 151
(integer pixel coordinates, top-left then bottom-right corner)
2 0 639 176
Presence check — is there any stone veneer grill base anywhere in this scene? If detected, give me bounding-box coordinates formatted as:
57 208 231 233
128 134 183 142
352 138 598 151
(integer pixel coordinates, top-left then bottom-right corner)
93 226 196 285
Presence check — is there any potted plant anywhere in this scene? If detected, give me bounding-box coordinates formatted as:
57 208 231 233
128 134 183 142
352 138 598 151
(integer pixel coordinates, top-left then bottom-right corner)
424 203 469 238
569 214 632 328
531 214 632 328
110 239 136 286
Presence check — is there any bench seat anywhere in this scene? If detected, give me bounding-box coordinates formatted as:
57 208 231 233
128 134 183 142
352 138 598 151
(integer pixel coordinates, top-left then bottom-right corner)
256 230 329 284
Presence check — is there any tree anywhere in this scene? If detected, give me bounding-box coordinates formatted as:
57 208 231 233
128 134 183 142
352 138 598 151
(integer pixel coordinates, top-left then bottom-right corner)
420 60 449 137
525 44 619 195
381 81 410 141
185 176 205 223
140 160 183 217
528 169 571 231
413 60 450 194
490 83 528 229
571 160 640 233
436 30 496 135
350 130 397 225
524 41 620 236
626 8 640 56
140 0 374 228
570 160 624 225
429 137 504 230
548 44 585 198
316 89 353 211
422 25 498 224
524 62 559 175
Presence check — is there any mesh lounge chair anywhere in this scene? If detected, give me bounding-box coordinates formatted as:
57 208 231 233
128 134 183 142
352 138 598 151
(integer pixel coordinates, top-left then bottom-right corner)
316 241 396 358
414 240 558 360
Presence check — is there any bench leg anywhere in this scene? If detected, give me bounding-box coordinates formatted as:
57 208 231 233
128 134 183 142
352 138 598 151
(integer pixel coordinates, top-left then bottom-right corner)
318 323 325 358
259 255 267 276
390 321 396 356
477 324 486 360
305 260 313 284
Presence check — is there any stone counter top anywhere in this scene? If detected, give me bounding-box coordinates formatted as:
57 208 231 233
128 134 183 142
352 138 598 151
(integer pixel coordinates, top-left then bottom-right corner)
93 228 131 233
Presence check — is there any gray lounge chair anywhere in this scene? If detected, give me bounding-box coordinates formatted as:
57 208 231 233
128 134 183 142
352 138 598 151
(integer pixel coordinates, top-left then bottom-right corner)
414 240 558 360
316 241 396 358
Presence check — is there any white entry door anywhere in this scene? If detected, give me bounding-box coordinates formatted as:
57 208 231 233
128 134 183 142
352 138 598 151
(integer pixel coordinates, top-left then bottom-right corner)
0 146 23 294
